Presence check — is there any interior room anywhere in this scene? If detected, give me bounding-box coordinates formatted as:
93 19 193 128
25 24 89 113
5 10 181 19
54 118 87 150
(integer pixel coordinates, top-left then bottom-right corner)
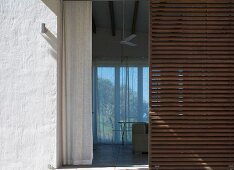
92 0 149 168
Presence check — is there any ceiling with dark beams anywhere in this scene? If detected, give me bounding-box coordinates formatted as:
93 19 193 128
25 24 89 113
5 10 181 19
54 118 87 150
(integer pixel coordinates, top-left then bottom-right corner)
92 1 149 34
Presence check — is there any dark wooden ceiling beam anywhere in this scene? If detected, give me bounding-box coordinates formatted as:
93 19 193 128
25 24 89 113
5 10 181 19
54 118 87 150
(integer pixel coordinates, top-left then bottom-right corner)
131 1 139 34
92 16 96 34
108 1 116 36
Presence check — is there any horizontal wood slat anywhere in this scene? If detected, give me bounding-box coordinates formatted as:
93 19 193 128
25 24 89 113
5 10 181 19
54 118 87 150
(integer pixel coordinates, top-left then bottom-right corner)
149 0 234 169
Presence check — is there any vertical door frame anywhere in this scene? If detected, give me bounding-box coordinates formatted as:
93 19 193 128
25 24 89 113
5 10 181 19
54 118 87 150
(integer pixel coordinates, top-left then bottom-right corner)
57 0 150 168
56 0 64 168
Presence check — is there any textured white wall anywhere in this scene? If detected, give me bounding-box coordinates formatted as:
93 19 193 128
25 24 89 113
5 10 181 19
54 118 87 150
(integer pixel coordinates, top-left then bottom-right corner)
0 0 59 169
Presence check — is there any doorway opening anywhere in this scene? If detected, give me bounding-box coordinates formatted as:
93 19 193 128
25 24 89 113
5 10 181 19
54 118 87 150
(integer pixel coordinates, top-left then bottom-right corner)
92 1 149 168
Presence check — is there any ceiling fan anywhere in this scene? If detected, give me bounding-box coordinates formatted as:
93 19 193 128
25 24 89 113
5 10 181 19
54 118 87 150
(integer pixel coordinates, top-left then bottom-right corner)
120 0 137 47
120 34 136 47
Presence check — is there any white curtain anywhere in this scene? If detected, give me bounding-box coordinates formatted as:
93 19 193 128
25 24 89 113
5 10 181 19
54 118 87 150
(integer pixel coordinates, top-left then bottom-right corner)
63 1 93 165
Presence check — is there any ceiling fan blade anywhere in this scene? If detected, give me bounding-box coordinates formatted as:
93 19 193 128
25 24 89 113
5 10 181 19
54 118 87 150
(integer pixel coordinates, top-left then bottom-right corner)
123 34 136 42
125 42 137 47
120 40 126 45
120 41 136 47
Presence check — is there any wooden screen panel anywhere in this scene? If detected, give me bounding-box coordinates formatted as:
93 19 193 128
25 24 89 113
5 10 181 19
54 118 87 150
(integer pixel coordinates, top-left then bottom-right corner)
149 0 234 169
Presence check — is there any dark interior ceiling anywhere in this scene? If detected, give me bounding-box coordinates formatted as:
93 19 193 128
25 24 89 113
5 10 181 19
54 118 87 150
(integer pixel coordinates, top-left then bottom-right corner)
92 1 149 34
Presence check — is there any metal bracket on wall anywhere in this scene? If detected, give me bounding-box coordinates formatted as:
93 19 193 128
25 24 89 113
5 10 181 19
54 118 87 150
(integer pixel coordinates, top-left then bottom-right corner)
41 23 48 33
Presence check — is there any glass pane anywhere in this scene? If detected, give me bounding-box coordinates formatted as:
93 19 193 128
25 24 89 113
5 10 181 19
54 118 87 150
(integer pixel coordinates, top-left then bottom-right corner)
120 67 138 143
96 67 115 143
143 67 149 122
95 66 149 144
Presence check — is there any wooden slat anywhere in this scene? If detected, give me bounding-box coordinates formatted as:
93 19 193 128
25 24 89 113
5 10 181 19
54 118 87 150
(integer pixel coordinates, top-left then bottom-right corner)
150 0 234 169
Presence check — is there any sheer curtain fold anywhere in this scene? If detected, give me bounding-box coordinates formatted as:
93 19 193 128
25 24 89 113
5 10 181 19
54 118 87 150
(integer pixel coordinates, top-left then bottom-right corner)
64 1 93 165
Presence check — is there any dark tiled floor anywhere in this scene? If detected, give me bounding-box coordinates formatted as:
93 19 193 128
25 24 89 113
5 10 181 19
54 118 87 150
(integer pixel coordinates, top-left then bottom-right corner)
92 144 148 167
61 144 149 169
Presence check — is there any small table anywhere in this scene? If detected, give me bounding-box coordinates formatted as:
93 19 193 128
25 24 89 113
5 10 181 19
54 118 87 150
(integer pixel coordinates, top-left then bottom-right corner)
118 121 139 145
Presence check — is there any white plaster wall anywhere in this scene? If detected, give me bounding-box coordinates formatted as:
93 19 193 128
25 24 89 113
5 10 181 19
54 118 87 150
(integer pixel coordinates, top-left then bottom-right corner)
0 0 59 169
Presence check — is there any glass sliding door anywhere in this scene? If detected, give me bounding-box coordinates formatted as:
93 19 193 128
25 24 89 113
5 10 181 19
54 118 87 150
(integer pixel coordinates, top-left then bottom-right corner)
94 66 149 144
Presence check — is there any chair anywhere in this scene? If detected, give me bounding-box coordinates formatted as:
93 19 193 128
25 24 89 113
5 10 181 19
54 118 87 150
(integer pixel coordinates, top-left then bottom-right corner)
132 123 148 153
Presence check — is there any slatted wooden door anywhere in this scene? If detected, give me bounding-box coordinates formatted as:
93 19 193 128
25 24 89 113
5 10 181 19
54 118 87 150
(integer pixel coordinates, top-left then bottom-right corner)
149 0 234 169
